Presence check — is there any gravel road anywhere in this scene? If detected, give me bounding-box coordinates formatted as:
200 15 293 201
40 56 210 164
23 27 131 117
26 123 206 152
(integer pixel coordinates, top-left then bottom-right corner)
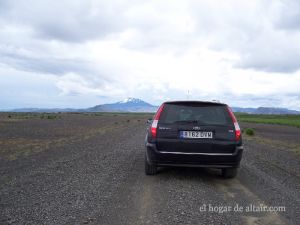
0 114 299 225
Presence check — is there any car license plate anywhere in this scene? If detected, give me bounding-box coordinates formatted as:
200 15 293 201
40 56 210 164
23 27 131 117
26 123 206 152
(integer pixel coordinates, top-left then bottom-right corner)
180 131 213 139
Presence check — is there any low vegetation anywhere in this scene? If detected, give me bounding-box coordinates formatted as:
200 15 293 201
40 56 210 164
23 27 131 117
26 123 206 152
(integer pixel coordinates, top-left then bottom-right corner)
244 128 255 136
236 113 300 128
5 113 59 120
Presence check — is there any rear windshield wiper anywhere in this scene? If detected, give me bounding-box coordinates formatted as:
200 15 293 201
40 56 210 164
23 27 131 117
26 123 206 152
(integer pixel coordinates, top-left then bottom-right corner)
173 120 199 124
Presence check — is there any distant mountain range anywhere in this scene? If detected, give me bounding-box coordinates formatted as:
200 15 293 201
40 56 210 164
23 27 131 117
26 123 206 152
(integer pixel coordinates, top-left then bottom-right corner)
11 98 158 113
232 107 300 115
7 98 300 114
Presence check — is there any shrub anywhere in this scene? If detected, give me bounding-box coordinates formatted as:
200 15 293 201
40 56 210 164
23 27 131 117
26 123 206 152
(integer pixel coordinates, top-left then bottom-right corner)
245 128 255 136
47 115 56 119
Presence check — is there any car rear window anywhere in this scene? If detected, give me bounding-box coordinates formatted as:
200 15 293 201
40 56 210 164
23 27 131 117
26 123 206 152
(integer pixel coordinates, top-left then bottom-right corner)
159 103 232 125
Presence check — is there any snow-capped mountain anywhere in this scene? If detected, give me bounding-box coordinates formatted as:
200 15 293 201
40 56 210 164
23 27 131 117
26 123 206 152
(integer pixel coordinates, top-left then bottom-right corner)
86 98 158 112
118 98 142 103
117 98 152 106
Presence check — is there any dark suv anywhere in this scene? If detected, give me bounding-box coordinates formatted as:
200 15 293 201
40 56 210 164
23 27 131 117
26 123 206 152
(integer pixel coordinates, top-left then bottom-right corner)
145 101 243 178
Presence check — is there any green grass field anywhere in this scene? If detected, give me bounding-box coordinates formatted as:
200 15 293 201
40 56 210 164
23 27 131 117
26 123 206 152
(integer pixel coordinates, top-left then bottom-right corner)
235 113 300 128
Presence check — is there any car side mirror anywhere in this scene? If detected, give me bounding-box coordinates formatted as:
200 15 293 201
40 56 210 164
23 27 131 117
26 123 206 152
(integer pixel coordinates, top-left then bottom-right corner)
147 119 153 124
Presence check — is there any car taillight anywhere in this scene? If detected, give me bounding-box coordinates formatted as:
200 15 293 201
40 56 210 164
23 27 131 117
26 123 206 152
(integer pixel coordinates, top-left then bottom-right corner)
151 104 164 138
227 106 241 141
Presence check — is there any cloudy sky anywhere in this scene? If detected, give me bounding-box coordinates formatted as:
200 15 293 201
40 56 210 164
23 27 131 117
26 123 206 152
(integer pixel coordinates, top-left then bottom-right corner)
1 0 300 110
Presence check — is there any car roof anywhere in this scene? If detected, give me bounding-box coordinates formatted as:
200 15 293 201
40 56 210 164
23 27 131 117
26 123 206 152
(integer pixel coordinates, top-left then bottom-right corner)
163 100 227 106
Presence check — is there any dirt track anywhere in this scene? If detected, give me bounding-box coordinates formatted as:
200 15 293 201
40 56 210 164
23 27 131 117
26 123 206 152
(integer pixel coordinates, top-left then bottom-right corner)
0 113 299 225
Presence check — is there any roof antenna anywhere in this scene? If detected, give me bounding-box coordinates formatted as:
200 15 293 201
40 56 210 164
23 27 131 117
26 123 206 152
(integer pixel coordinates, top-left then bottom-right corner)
187 90 190 100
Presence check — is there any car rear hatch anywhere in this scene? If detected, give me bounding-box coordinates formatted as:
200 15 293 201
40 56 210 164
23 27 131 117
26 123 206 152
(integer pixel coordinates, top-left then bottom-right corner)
156 102 237 154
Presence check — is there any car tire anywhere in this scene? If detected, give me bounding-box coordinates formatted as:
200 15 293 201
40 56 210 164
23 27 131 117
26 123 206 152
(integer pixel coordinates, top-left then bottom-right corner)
145 155 157 175
222 168 238 178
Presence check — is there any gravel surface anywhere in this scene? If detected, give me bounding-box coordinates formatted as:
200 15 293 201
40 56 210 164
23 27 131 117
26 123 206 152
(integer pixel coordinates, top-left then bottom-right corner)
0 114 299 225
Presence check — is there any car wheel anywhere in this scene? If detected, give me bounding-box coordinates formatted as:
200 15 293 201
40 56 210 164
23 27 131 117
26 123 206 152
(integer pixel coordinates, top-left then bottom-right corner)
222 168 238 178
145 154 157 175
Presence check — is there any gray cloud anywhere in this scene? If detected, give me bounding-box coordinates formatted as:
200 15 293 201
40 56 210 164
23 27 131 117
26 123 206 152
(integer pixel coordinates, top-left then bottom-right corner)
0 0 128 43
237 49 300 73
1 0 300 110
275 0 300 30
117 0 300 73
188 0 300 73
0 48 95 75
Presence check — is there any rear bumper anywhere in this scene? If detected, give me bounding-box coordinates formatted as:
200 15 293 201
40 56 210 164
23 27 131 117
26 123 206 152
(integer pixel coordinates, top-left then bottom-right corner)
145 143 243 168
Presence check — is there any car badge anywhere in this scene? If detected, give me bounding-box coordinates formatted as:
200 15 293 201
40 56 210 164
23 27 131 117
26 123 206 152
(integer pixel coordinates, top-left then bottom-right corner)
193 126 201 130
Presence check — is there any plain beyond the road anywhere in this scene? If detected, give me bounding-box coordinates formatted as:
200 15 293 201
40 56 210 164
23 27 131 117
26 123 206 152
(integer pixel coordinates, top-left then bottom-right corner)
0 113 299 225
